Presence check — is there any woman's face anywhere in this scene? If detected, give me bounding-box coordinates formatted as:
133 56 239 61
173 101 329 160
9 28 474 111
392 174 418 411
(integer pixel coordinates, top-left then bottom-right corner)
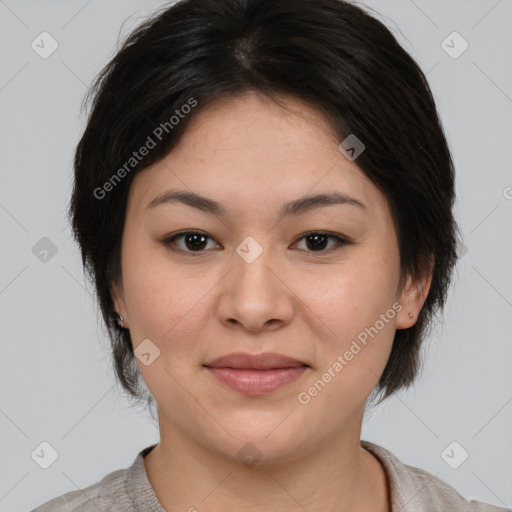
114 92 429 463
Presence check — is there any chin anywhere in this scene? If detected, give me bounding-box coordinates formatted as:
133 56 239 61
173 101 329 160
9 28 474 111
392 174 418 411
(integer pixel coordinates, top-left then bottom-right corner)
202 417 313 467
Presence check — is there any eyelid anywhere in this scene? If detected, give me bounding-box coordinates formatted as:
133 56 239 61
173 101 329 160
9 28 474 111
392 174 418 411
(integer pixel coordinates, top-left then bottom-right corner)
297 230 352 245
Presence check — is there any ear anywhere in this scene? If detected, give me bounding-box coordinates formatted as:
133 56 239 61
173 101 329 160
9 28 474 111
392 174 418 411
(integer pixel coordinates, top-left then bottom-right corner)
112 279 129 326
395 258 434 330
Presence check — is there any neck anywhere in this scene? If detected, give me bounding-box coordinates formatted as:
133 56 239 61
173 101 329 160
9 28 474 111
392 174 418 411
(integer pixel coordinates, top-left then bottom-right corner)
143 417 390 512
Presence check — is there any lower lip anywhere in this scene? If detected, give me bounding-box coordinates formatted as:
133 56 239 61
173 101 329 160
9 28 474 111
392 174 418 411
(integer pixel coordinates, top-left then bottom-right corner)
205 366 308 395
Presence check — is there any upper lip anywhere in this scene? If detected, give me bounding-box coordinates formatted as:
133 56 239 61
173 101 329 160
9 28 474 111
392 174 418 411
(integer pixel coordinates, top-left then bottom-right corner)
203 352 309 370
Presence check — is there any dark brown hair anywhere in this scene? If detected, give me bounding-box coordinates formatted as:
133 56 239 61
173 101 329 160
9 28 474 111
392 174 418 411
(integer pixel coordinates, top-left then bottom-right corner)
69 0 462 410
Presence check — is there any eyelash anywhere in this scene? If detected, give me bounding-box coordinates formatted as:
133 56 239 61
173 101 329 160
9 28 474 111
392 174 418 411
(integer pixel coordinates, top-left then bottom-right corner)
162 230 351 256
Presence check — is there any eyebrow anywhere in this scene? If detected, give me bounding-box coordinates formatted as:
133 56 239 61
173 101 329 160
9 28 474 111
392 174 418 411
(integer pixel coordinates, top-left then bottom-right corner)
146 189 367 218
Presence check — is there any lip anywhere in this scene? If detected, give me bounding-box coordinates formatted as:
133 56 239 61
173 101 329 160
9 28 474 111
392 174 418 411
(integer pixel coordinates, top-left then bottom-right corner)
203 352 309 370
203 352 310 396
205 367 309 395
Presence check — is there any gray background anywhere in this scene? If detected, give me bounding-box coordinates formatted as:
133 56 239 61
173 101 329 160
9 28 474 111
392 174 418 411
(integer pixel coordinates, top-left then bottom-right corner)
0 0 511 510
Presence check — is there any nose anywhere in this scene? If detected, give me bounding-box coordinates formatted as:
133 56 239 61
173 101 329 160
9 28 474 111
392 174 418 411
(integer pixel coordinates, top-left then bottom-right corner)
216 237 294 333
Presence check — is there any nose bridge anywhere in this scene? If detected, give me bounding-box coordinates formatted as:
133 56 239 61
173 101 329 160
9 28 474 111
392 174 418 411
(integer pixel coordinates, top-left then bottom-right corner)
233 234 276 291
219 233 292 330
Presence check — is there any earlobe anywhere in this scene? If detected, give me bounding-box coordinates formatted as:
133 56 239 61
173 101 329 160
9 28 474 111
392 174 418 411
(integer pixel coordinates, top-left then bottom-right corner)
111 281 129 327
395 265 433 330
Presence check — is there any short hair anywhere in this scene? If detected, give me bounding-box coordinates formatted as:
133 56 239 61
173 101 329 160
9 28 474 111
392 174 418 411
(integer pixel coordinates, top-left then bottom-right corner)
69 0 462 409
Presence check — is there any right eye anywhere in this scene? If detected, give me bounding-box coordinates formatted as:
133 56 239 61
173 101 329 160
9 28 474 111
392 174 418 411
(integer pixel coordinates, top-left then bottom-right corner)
162 231 221 254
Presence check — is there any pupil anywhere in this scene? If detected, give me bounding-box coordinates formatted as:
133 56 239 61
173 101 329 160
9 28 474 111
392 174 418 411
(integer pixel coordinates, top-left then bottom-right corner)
186 233 207 250
307 234 327 250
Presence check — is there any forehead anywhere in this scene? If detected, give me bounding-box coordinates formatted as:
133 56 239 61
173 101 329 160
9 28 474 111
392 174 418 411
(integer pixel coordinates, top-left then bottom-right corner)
126 92 388 221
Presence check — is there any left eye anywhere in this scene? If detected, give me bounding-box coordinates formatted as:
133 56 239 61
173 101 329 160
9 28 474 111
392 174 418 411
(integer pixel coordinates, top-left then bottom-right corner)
293 231 349 253
163 231 350 254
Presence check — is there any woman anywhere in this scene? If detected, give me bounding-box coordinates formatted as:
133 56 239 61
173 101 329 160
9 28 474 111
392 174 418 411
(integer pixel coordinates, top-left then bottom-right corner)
32 0 508 510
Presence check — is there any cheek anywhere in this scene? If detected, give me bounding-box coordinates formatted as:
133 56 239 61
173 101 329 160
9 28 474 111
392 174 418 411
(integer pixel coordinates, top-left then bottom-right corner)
122 259 207 400
295 284 396 416
293 254 398 390
121 242 221 375
300 256 398 337
121 241 190 344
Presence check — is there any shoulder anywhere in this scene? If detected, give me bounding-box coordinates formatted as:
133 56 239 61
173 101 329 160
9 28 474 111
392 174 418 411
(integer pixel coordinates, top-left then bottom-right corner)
31 461 134 511
401 463 509 512
361 440 510 512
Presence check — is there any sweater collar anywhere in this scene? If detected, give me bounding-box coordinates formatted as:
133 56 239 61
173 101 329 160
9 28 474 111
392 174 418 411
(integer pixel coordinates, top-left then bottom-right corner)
127 440 437 512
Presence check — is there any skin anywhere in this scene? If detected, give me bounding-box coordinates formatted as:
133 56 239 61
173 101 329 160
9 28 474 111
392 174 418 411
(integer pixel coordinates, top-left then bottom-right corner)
113 91 432 512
